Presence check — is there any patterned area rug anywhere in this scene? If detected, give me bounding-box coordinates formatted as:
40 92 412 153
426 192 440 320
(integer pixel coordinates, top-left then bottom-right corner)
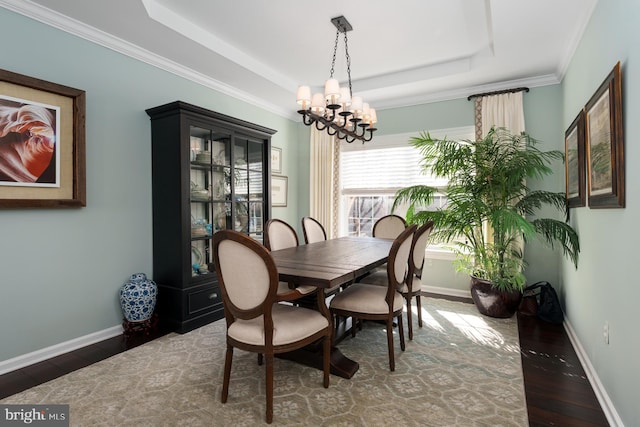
2 298 528 426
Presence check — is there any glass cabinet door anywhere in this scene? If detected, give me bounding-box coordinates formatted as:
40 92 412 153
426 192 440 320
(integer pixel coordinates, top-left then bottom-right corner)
234 136 265 243
233 138 249 234
247 139 265 241
188 128 266 277
189 126 232 277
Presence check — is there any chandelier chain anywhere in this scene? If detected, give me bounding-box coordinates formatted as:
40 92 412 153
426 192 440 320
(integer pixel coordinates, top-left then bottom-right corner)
343 30 352 97
329 30 340 78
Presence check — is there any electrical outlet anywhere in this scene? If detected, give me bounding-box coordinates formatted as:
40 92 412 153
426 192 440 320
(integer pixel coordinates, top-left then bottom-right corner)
603 321 610 345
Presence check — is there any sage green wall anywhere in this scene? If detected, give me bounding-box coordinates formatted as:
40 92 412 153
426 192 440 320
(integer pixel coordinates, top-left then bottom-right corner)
2 4 636 423
376 98 474 136
0 9 301 362
521 85 565 287
560 0 638 424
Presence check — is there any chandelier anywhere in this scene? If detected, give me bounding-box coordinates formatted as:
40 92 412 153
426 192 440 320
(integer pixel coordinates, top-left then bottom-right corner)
296 16 377 143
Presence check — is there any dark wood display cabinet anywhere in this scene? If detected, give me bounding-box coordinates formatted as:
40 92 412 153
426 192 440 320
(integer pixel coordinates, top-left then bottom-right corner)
146 101 276 333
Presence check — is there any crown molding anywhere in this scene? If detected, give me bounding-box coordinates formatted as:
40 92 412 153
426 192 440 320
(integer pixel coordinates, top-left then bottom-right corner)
374 74 561 111
0 0 291 119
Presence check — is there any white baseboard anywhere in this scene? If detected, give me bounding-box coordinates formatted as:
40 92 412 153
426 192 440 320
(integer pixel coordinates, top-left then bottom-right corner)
563 319 624 427
422 285 471 299
0 325 123 375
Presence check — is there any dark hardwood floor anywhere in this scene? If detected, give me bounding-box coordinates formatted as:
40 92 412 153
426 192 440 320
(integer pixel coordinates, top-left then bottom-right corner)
518 312 609 426
0 294 609 426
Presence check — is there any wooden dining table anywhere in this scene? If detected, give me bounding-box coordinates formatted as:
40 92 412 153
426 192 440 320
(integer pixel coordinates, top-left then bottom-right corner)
269 236 394 378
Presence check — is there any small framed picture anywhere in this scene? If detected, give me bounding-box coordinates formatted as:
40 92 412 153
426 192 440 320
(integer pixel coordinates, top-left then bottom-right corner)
271 146 282 174
565 110 586 208
271 175 287 207
585 61 624 208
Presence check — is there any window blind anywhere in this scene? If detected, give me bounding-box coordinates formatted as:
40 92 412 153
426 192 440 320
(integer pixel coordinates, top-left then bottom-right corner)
340 126 474 193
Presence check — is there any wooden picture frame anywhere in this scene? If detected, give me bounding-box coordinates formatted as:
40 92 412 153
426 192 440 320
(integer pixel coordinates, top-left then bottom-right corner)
271 146 282 174
0 68 86 208
585 61 624 208
271 175 288 207
565 110 586 208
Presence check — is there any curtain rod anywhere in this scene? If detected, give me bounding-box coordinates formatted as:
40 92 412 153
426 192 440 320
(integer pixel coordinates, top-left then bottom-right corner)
467 87 529 101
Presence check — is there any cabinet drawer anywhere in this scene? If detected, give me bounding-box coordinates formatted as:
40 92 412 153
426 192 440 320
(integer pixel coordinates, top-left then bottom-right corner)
188 286 223 314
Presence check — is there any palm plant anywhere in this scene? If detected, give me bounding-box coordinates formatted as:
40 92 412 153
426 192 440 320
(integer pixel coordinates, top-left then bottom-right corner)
393 127 579 292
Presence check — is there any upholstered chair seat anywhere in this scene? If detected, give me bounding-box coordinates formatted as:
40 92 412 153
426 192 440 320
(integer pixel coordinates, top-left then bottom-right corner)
276 282 316 299
330 283 403 314
399 275 423 294
227 303 329 346
357 270 387 286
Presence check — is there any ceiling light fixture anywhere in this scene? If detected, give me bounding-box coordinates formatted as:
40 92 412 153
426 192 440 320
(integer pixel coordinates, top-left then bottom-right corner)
296 16 377 143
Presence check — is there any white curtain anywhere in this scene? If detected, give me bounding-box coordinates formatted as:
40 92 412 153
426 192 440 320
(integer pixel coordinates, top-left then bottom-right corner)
480 91 526 136
309 128 338 238
476 91 526 257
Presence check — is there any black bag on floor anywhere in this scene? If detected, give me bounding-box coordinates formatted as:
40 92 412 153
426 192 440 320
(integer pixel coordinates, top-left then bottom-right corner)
522 281 564 324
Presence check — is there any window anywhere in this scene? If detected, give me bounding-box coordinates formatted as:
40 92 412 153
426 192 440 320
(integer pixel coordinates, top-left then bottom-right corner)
339 126 474 256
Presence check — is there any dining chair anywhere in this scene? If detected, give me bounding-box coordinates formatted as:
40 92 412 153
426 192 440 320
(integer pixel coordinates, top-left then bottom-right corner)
330 225 416 371
361 214 407 282
301 216 327 244
361 221 434 340
264 219 316 299
372 214 407 239
403 221 434 340
212 230 331 424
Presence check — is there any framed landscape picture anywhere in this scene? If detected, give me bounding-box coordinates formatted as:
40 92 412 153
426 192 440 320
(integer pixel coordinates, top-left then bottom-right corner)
585 61 624 208
565 110 586 208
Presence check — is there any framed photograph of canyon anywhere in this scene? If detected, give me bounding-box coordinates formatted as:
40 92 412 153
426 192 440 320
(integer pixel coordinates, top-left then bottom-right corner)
0 68 85 208
585 61 624 209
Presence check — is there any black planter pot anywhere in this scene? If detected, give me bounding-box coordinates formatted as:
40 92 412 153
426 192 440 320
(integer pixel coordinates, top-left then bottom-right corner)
470 276 522 318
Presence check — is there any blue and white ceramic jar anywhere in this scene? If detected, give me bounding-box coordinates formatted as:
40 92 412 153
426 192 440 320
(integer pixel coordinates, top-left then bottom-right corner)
119 273 158 322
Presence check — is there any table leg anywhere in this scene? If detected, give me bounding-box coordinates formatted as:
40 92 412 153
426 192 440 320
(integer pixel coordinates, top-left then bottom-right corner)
277 288 360 379
277 343 359 379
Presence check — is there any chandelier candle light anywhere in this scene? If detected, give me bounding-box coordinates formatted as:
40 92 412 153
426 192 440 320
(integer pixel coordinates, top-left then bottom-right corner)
296 16 377 143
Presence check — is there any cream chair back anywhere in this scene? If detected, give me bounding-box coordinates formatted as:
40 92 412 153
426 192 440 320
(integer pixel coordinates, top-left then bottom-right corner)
217 238 272 311
392 225 415 287
373 214 407 239
302 216 327 244
265 219 298 251
410 221 434 278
